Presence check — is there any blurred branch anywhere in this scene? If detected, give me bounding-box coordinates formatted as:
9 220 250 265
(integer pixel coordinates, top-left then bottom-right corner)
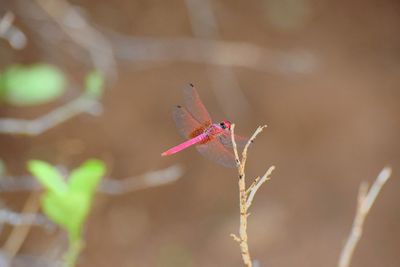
5 252 62 267
98 164 184 194
184 0 251 119
0 11 27 49
0 95 102 136
230 124 274 267
0 165 183 194
184 0 219 37
2 193 41 263
33 0 117 81
15 0 316 76
338 167 392 267
0 208 53 228
110 34 316 75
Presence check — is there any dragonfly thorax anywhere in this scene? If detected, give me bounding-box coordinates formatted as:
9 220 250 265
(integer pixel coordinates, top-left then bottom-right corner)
204 123 225 136
204 121 231 137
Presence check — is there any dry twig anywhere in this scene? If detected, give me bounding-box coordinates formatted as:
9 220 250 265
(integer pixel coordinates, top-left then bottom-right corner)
230 124 275 267
338 167 392 267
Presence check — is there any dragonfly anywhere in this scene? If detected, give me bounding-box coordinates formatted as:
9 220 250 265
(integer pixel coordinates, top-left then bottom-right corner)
161 84 248 168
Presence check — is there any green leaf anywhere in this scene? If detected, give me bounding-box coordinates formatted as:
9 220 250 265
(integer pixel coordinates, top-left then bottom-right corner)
41 191 88 243
27 160 67 194
68 159 105 194
84 70 104 98
41 192 68 230
63 238 84 267
27 159 105 246
0 64 66 106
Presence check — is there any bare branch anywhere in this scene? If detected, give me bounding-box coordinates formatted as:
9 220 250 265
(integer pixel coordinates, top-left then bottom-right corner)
360 168 391 213
338 167 392 267
230 233 241 243
246 166 275 209
0 95 102 136
230 124 273 267
245 177 260 195
241 125 267 167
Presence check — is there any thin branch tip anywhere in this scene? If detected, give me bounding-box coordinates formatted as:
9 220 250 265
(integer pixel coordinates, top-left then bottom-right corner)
338 166 392 267
377 166 392 183
230 233 241 243
246 166 274 209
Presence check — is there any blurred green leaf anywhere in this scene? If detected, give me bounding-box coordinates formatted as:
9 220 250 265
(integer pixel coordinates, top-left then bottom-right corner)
41 192 69 233
28 159 104 245
41 192 88 242
68 159 105 194
0 64 66 106
84 70 104 98
27 160 67 194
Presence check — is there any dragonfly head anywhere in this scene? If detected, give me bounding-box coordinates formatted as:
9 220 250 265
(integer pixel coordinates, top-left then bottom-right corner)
219 120 232 130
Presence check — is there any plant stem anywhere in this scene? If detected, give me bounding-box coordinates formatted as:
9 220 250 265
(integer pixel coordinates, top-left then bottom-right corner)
237 170 252 267
338 167 392 267
64 239 84 267
230 125 271 267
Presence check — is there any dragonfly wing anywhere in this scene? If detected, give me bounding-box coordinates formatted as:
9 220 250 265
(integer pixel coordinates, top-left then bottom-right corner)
196 138 237 168
218 132 249 149
183 84 212 127
172 105 203 139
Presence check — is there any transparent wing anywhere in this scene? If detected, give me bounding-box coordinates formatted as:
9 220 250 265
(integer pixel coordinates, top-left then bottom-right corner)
196 138 237 168
183 84 212 127
172 105 203 139
218 132 249 149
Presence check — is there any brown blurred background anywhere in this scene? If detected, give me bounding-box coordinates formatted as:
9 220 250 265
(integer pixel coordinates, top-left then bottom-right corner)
0 0 400 266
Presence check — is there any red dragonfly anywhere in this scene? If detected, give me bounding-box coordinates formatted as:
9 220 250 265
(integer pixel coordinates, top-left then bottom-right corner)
161 84 247 167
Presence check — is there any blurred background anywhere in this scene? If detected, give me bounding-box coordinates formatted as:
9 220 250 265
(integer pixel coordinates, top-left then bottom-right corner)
0 0 399 266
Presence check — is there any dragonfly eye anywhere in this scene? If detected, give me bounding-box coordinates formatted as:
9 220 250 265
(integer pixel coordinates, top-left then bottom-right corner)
220 122 226 129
